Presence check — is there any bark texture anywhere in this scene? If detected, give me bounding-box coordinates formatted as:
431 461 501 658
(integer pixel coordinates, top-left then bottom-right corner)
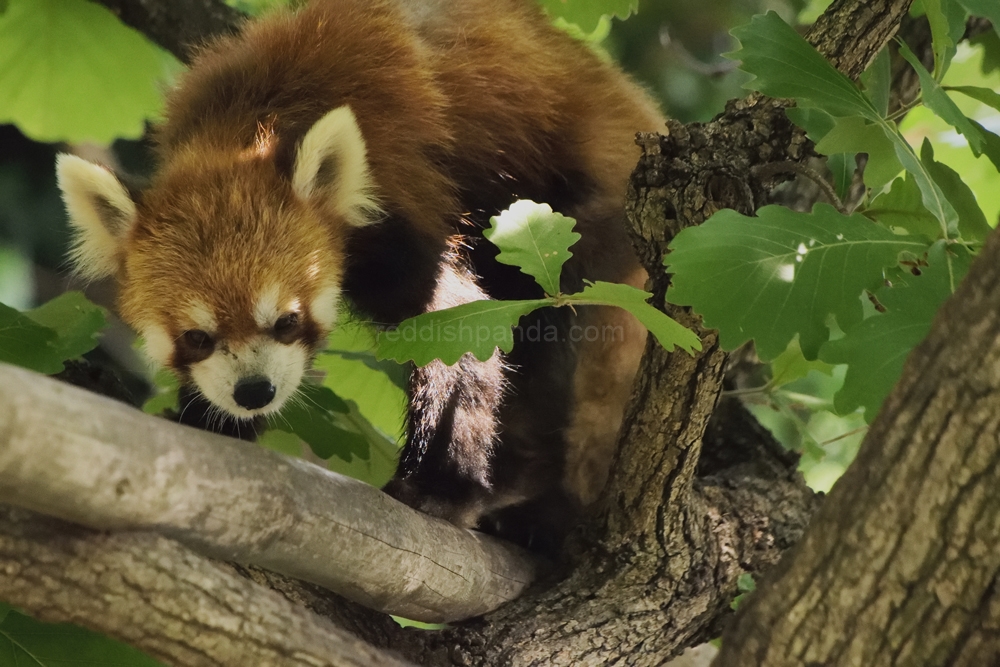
0 363 538 623
0 506 410 667
374 399 818 667
716 215 1000 667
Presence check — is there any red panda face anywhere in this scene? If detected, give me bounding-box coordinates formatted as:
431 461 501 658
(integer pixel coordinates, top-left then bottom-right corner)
57 106 381 422
120 155 345 419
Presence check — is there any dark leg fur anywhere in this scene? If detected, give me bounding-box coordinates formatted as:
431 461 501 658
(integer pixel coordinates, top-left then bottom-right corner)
342 214 446 325
383 254 583 549
478 490 582 558
367 175 603 549
382 254 510 527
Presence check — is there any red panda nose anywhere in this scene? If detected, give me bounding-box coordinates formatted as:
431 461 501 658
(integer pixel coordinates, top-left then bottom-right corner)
233 377 277 410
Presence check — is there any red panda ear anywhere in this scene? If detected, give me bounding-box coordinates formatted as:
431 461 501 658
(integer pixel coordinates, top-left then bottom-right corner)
292 105 381 226
56 154 137 281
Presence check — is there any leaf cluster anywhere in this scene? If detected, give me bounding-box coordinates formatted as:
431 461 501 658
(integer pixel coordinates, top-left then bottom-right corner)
0 292 105 374
376 200 701 366
668 5 999 449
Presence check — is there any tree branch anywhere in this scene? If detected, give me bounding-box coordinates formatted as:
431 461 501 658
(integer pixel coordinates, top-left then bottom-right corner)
0 363 539 624
89 0 243 62
0 506 412 667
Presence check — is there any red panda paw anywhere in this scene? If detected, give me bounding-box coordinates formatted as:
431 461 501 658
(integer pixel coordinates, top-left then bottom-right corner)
382 477 489 530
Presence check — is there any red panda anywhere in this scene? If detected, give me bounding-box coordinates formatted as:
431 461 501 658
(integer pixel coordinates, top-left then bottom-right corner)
57 0 664 546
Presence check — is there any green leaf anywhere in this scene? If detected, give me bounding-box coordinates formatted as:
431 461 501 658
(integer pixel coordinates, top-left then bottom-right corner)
562 281 702 354
861 47 892 117
730 11 958 234
815 116 902 192
784 108 857 198
270 383 394 463
828 153 858 200
665 204 931 361
0 303 64 374
888 126 959 237
920 139 991 242
897 40 985 155
142 368 180 415
821 241 972 419
313 319 404 487
729 12 878 119
957 0 1000 40
921 0 958 76
940 87 1000 172
0 293 105 375
863 174 941 240
536 0 637 33
24 291 106 362
316 320 406 431
967 118 1000 172
483 200 581 296
731 573 757 610
0 605 164 666
785 107 836 140
0 0 178 143
946 85 1000 112
376 298 551 366
769 337 834 389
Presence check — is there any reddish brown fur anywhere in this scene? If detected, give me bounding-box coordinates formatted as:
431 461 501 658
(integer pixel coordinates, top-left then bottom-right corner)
120 148 343 345
156 0 662 276
116 0 667 532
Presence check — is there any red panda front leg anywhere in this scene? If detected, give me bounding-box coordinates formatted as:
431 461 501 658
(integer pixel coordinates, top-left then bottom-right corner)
381 254 508 529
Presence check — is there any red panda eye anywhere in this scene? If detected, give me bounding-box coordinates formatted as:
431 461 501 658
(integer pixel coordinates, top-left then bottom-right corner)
274 313 300 338
183 329 213 351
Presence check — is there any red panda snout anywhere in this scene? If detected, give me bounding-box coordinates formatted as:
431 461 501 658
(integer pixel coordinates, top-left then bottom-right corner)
135 280 339 421
187 332 312 419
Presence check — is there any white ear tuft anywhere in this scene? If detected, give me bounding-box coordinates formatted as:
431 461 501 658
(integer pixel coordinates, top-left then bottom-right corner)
56 154 137 280
292 106 381 226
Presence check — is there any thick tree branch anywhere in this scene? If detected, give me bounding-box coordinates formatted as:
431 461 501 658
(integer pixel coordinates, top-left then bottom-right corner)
0 363 538 624
0 506 411 667
374 398 819 666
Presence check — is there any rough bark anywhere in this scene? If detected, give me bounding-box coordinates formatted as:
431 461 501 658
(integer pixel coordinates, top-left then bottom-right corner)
367 398 817 667
715 208 1000 667
0 506 410 667
807 0 916 79
0 363 538 624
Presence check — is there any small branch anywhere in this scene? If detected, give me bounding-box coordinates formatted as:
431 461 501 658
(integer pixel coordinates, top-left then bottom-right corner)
88 0 244 63
0 506 412 667
752 161 846 213
0 363 539 624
